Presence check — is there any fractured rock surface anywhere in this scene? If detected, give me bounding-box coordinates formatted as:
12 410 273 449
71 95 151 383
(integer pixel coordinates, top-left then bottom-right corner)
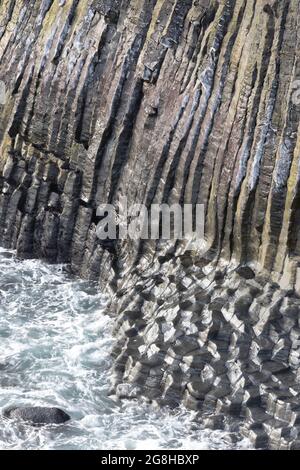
1 0 300 449
111 259 300 449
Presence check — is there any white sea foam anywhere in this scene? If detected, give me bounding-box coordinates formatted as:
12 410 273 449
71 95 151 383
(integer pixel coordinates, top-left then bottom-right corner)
0 248 250 450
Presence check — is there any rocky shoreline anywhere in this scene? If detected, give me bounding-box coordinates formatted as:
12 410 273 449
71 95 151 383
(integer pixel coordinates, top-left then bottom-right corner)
110 255 300 449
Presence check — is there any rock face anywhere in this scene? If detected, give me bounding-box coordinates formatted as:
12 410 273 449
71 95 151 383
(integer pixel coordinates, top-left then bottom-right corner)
1 0 300 449
4 407 71 425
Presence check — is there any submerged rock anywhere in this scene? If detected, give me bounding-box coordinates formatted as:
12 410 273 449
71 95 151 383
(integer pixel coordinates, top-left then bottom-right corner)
4 407 71 425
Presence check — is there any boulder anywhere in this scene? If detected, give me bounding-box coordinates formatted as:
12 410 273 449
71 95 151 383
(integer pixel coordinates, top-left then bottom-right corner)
4 407 71 425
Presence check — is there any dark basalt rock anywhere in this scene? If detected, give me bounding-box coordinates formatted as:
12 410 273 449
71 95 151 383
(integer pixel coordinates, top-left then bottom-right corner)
104 9 120 24
236 266 256 280
4 407 71 425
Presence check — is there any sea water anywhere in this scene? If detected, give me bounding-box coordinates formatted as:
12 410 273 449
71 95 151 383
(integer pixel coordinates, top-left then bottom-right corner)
0 248 250 450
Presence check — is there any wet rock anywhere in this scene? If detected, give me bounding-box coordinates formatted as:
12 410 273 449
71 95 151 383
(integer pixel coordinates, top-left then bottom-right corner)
242 427 269 449
115 383 140 399
4 407 71 425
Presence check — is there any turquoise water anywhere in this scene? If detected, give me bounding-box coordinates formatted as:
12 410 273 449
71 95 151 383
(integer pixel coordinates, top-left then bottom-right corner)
0 248 249 450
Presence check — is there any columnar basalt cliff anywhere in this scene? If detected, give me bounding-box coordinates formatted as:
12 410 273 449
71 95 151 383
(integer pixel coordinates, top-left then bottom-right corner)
1 0 300 449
